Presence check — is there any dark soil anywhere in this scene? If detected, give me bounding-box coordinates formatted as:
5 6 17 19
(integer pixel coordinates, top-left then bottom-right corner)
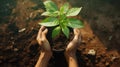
46 27 74 51
0 0 120 67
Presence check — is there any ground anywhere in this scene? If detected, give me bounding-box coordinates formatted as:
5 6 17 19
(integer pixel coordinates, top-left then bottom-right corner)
0 0 120 67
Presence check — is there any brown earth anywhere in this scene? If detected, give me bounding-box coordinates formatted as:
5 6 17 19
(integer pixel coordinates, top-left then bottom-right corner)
0 0 120 67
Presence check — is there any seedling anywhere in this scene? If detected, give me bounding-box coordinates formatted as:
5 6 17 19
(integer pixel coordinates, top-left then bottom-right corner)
39 0 84 38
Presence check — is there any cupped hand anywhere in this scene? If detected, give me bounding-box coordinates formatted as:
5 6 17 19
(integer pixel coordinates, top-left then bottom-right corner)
36 26 51 53
65 28 81 55
35 26 52 67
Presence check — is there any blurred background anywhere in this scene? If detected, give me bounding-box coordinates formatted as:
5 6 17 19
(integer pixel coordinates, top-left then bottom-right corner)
68 0 120 52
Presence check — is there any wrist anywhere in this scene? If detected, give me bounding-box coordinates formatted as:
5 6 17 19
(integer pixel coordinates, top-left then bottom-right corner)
40 51 52 59
65 51 76 57
35 51 52 67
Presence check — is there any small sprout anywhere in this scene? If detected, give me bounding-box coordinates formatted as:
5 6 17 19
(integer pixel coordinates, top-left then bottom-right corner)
18 28 26 32
88 49 96 55
39 0 84 38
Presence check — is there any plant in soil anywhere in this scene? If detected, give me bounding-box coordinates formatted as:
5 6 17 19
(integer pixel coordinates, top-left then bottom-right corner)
39 0 84 50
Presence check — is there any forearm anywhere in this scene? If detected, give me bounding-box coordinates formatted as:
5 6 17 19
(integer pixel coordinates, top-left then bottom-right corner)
68 55 78 67
35 52 52 67
65 53 78 67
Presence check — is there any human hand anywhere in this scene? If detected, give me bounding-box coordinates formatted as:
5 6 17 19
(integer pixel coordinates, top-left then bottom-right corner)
64 28 81 67
36 26 52 67
36 26 52 54
65 28 81 56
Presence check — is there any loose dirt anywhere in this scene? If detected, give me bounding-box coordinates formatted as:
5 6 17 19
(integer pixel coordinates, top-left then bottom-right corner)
0 0 120 67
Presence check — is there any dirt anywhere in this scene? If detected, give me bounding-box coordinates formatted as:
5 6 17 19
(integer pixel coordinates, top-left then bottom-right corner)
46 27 74 51
0 0 120 67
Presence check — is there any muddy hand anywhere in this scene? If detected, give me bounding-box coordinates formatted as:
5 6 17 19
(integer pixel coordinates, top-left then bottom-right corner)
65 28 81 55
36 26 51 53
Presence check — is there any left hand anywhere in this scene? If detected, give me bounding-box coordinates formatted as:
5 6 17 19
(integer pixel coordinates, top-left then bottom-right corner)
36 26 52 53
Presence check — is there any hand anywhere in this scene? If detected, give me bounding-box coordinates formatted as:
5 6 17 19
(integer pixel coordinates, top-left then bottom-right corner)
36 26 52 54
65 28 81 67
65 28 81 55
36 26 52 67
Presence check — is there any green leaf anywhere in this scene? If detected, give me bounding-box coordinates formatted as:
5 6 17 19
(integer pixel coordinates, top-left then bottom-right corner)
60 18 68 26
39 17 59 27
41 11 59 17
60 3 69 14
67 18 84 28
43 17 58 22
44 0 58 12
41 12 52 16
62 26 70 38
52 26 61 38
66 7 82 16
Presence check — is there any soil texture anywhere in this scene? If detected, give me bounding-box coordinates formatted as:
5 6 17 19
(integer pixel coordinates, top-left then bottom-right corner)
0 0 120 67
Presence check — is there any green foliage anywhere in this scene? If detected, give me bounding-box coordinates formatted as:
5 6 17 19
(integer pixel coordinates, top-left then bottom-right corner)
44 0 58 12
39 0 84 38
38 17 59 27
52 26 61 38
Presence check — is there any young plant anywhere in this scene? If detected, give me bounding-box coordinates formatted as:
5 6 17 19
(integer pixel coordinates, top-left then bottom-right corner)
39 0 84 38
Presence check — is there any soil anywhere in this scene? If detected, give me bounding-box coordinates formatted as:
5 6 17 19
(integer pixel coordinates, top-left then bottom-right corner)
0 0 120 67
46 27 74 51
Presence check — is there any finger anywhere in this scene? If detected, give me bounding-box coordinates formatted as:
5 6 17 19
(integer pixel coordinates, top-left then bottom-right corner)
41 28 48 39
73 29 81 46
73 29 79 39
37 26 46 39
43 28 48 35
40 26 46 31
73 28 80 35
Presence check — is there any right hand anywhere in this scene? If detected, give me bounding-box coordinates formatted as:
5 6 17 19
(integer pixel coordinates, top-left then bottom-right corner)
65 28 81 55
